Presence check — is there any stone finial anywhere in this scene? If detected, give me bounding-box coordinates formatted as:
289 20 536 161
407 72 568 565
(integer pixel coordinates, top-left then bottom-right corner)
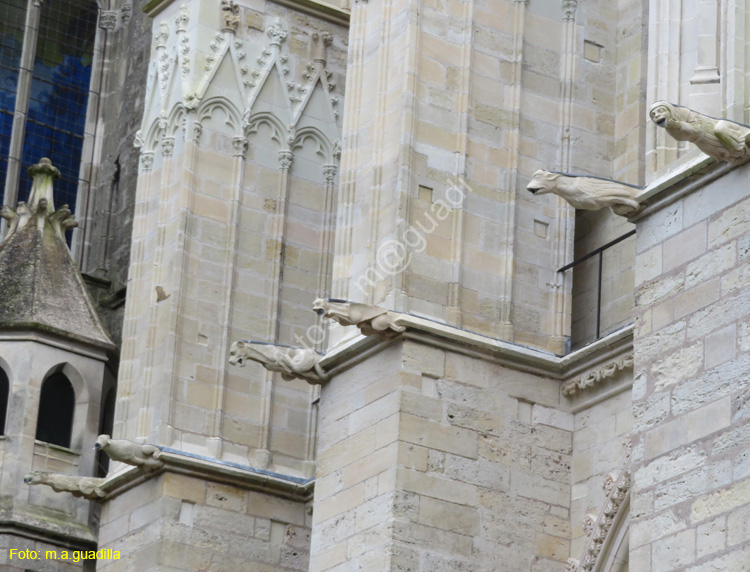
27 157 59 211
24 471 106 501
229 341 327 384
527 170 641 217
94 435 164 474
313 298 405 338
221 0 240 33
649 101 750 166
1 159 77 243
311 31 333 63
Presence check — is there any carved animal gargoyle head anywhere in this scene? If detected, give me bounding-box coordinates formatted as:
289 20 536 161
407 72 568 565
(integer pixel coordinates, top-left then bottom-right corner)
526 170 559 196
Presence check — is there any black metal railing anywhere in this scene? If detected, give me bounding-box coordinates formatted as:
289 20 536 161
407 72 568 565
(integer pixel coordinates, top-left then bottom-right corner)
559 229 636 342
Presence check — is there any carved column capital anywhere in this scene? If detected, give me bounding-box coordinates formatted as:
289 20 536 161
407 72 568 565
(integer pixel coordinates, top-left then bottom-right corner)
155 22 170 49
192 123 203 145
175 4 189 33
121 4 133 25
99 10 118 31
311 31 333 63
233 137 249 158
562 0 578 21
322 164 337 184
267 23 288 46
141 153 155 172
161 136 175 157
221 0 240 33
278 150 293 170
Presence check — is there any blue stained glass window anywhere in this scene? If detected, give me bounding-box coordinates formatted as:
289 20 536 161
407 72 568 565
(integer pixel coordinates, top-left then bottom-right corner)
0 0 97 215
0 0 27 206
18 0 98 214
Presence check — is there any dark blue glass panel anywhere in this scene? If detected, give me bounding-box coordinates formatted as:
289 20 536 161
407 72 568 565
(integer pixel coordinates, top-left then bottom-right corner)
0 0 27 206
19 0 98 215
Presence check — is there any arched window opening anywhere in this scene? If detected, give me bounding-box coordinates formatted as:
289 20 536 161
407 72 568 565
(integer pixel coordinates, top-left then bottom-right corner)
0 365 8 435
36 372 75 448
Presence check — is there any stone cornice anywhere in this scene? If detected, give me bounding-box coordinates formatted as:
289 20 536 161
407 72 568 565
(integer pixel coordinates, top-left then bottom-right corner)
631 154 732 222
97 449 313 503
0 329 111 362
319 314 633 383
143 0 350 26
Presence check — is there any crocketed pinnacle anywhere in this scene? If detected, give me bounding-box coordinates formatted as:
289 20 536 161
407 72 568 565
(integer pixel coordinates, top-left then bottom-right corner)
0 159 114 350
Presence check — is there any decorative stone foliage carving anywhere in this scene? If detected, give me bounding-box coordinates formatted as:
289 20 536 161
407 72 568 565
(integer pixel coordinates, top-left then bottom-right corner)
562 0 578 21
229 341 327 383
99 10 118 31
121 3 132 26
313 298 406 337
94 435 164 474
232 136 249 158
278 150 293 169
221 0 240 33
24 471 106 501
562 353 633 396
266 22 288 45
527 170 641 216
155 22 169 50
649 101 750 165
571 442 632 572
322 165 337 184
140 152 154 172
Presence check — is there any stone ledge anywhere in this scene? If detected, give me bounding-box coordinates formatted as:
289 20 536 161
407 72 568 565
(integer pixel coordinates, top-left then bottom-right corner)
0 329 111 361
632 154 736 222
320 313 633 383
99 450 314 503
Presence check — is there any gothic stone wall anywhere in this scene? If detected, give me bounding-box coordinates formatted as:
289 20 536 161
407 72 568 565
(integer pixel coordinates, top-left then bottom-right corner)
97 472 309 572
630 163 750 571
310 340 573 572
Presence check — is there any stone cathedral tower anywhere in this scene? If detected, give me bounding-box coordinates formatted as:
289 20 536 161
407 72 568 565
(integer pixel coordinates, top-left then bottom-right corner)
1 0 749 570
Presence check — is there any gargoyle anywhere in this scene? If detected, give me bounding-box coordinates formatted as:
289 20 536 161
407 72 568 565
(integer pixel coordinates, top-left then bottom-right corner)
228 341 327 384
313 298 405 337
94 435 164 474
649 101 750 166
24 471 106 501
527 170 641 216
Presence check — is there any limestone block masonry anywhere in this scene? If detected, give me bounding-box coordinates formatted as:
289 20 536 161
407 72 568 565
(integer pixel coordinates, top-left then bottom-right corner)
310 339 574 572
630 160 750 571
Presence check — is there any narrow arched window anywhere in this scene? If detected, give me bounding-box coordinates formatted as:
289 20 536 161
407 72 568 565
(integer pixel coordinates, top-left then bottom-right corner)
0 366 9 435
36 372 75 448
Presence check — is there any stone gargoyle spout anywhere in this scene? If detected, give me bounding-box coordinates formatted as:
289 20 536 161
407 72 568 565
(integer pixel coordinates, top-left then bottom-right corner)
24 470 106 501
94 435 164 474
312 298 405 338
228 341 327 384
649 101 750 166
527 170 641 217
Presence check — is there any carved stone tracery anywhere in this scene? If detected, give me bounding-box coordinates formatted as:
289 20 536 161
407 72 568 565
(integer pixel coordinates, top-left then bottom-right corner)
571 442 632 572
